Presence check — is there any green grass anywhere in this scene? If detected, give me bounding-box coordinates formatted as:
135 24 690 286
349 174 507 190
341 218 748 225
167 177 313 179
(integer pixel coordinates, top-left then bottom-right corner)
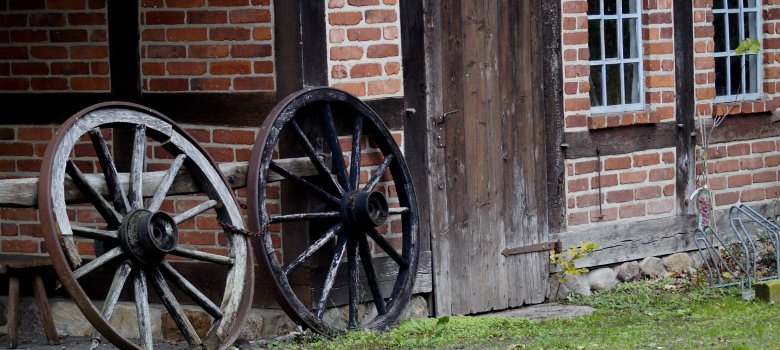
260 278 780 349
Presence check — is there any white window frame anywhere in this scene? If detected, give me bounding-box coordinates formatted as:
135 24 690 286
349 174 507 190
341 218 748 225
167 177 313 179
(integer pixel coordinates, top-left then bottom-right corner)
712 1 762 102
587 0 644 114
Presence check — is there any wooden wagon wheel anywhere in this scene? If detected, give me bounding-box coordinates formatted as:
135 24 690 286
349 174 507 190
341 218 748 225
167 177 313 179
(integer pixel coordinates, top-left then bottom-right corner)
248 87 419 335
38 102 253 350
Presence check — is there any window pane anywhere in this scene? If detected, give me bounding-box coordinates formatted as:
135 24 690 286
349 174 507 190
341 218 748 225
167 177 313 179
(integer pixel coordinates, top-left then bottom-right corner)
589 20 603 61
590 67 604 107
727 0 738 9
746 54 758 94
713 0 724 9
714 13 726 53
622 18 638 58
621 0 637 13
588 0 600 15
730 55 742 95
743 0 757 7
606 64 621 105
715 56 728 96
624 62 640 104
604 0 617 15
745 12 758 40
605 19 618 59
728 13 739 50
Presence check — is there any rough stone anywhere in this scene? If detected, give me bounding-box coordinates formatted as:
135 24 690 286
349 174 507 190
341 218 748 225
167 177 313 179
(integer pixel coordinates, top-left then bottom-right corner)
238 309 264 340
108 303 162 339
402 295 429 318
491 303 595 320
640 257 667 278
587 268 619 291
548 274 591 300
662 253 693 273
755 280 780 303
616 261 641 282
689 251 705 270
50 299 91 337
268 314 298 336
162 309 212 341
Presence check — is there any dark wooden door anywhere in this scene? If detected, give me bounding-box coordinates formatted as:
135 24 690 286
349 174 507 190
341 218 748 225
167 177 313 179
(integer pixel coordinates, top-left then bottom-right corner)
426 0 550 315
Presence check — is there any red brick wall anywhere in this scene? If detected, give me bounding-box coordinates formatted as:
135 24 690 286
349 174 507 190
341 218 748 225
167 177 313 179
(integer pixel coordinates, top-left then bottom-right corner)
326 0 403 98
0 0 110 92
140 0 274 92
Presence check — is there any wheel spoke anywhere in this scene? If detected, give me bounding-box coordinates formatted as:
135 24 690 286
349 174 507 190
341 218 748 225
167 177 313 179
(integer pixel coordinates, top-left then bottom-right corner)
363 154 394 193
289 119 344 196
270 161 339 205
321 103 350 191
160 261 222 319
173 199 219 225
150 268 202 346
66 160 122 227
128 125 146 210
71 247 124 281
171 247 233 266
89 128 130 214
349 115 363 191
347 237 359 328
284 223 342 275
270 211 341 224
148 154 187 212
389 207 410 215
70 225 118 241
90 260 132 349
366 228 407 269
358 235 386 315
315 234 348 319
133 271 153 350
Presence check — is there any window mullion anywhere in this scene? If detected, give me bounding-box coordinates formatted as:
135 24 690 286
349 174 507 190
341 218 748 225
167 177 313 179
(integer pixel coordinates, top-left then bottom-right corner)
617 1 625 105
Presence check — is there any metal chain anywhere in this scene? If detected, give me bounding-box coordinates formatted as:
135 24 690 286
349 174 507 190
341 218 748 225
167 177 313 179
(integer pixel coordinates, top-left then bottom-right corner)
217 219 268 238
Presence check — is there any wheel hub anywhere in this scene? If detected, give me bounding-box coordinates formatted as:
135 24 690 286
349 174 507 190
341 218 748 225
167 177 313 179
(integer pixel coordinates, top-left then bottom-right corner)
119 209 178 265
341 191 389 229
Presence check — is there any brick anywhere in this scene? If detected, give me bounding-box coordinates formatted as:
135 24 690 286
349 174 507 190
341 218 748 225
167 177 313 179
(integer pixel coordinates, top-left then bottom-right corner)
49 0 86 9
366 9 397 23
229 9 270 23
647 199 674 214
648 168 674 181
29 14 66 27
51 62 89 75
208 0 248 5
233 76 273 90
146 45 186 58
167 28 207 42
167 61 207 75
741 188 765 202
333 82 365 96
0 142 32 156
9 30 47 43
607 189 633 203
189 44 229 58
213 129 254 144
714 191 739 206
230 44 271 58
590 174 617 188
210 61 251 75
348 27 382 41
2 240 38 253
91 62 109 75
252 26 272 40
11 62 49 75
752 140 775 153
187 10 227 24
1 207 37 221
367 79 401 95
30 46 68 59
330 46 363 60
567 212 589 226
713 159 740 173
146 11 185 25
71 77 109 91
350 63 382 78
573 160 598 175
332 65 348 79
8 0 45 10
367 44 399 58
329 12 362 26
590 207 617 222
253 60 273 73
348 0 378 5
329 0 345 8
166 0 204 7
68 13 106 25
70 46 108 59
385 62 401 75
384 26 399 40
740 157 763 170
575 193 601 208
148 78 188 91
567 178 589 192
619 203 646 218
727 174 752 188
0 78 28 90
727 143 750 156
620 170 647 184
210 27 250 41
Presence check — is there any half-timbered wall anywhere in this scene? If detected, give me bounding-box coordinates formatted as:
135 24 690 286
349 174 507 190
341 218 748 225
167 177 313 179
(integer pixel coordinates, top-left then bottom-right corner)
561 0 780 231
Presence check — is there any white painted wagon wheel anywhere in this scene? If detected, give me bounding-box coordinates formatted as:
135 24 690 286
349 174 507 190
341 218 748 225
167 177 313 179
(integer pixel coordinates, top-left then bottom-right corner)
38 102 253 350
248 87 420 335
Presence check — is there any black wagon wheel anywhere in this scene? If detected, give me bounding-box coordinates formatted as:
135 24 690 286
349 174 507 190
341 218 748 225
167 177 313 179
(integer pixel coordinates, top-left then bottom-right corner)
248 87 420 335
38 102 253 350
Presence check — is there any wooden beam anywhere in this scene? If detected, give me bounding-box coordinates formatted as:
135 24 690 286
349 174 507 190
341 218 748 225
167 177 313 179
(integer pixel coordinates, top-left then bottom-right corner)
563 122 677 159
541 0 566 233
107 0 141 101
273 0 328 99
674 0 696 215
706 112 779 144
141 92 277 127
0 158 316 208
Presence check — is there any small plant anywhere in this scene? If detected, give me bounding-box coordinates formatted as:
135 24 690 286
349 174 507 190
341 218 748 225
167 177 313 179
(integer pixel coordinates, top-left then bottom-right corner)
550 241 599 284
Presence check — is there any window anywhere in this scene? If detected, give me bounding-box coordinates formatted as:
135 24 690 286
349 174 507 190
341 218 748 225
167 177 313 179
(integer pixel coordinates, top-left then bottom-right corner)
587 0 643 113
713 0 761 100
